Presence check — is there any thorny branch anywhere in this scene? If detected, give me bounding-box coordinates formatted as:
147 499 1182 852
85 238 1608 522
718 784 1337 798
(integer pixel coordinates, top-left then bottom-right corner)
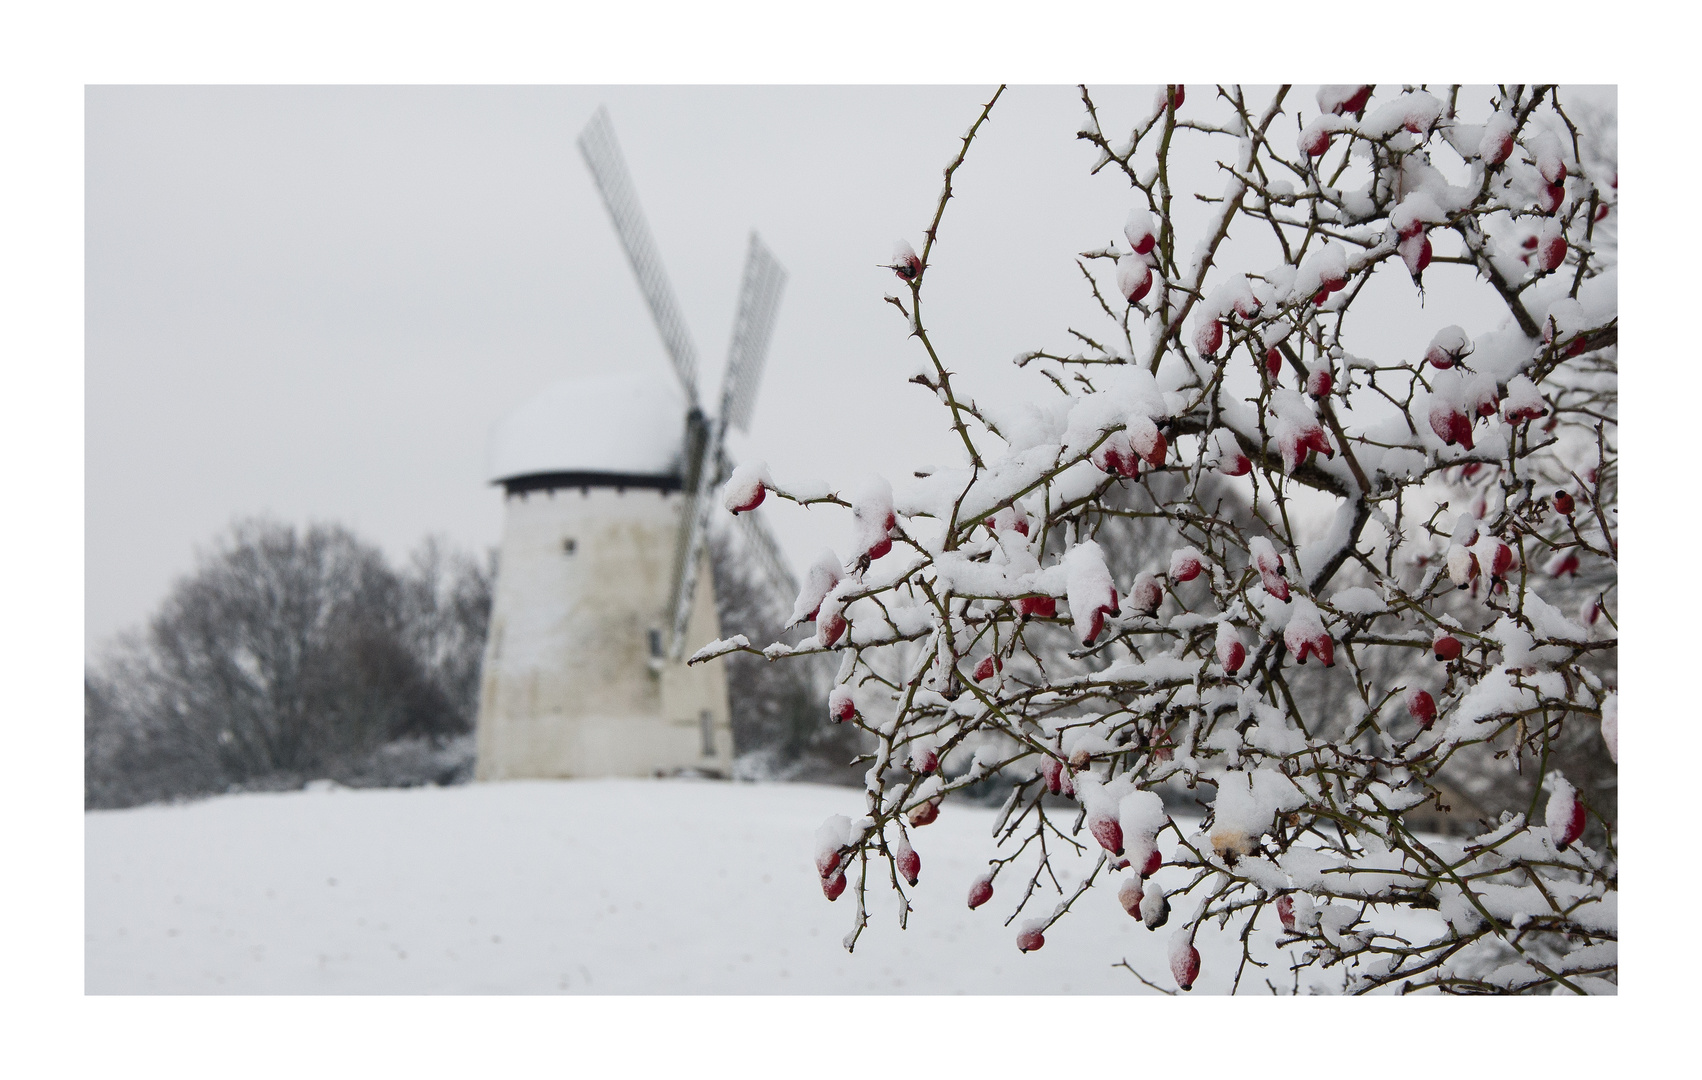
700 84 1616 996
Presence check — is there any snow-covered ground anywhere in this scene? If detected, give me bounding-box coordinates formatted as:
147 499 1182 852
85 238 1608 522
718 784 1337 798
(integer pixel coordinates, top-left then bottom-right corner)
87 778 1403 994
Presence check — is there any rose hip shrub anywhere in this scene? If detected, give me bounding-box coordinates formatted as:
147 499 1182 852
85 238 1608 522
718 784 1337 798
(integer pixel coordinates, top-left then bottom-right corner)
696 85 1616 995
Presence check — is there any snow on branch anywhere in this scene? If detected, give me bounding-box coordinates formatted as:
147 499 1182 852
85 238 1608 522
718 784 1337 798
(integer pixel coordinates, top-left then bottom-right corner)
703 84 1616 995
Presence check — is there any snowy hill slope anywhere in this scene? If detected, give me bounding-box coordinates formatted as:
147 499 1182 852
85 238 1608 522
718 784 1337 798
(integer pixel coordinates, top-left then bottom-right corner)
85 778 1410 994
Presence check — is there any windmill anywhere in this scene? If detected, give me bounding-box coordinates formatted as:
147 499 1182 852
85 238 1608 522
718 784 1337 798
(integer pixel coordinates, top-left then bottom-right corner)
473 106 797 782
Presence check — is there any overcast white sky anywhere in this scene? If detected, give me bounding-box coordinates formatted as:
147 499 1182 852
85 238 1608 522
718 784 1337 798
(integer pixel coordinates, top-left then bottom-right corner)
85 83 1614 652
13 0 1687 1063
81 84 1149 649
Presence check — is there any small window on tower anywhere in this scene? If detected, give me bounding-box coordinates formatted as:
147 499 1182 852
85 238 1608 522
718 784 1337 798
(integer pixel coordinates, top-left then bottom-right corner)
647 628 664 659
700 710 715 757
562 537 577 555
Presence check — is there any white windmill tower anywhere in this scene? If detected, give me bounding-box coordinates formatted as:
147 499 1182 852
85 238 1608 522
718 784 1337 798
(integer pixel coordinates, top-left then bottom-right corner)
473 107 798 782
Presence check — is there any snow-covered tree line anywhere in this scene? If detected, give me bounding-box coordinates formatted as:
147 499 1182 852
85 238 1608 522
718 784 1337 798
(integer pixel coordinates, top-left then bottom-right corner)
85 518 849 807
697 85 1617 993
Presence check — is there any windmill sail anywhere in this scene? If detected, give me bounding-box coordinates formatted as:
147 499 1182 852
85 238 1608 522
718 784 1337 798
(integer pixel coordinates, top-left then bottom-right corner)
577 106 701 406
666 424 719 658
575 106 790 661
666 408 711 636
722 233 788 434
666 233 788 657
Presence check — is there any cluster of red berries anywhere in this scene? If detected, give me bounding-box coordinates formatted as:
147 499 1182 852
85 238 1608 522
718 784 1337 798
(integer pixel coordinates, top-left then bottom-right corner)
818 848 847 901
1118 210 1160 305
1537 154 1567 216
1091 419 1168 479
1284 616 1334 666
1040 755 1074 798
1429 400 1477 451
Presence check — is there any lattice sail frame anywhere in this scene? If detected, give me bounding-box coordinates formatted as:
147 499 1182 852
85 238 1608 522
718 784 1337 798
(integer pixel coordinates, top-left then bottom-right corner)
578 108 792 656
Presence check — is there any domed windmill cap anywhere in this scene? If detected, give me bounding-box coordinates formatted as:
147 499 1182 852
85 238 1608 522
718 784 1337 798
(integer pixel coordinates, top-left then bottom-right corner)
488 371 688 486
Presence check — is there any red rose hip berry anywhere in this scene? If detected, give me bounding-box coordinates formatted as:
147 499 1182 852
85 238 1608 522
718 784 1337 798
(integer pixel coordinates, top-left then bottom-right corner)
1306 367 1333 400
907 799 940 827
828 687 856 723
1019 595 1057 619
1432 633 1462 662
822 869 847 901
896 846 921 886
1090 815 1125 856
1169 547 1204 583
1118 877 1144 917
1170 939 1201 991
1405 689 1437 729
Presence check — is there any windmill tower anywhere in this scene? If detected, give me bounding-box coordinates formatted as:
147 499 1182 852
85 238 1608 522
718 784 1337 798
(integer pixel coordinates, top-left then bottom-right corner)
474 107 798 782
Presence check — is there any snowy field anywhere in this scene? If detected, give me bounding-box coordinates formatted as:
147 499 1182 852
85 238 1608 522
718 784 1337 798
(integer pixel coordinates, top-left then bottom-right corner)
86 778 1426 994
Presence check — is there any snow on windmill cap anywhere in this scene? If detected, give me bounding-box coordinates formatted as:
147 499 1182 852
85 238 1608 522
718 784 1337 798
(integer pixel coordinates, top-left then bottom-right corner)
487 372 687 485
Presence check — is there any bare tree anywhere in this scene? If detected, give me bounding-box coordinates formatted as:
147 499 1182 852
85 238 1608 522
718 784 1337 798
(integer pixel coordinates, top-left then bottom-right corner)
396 536 495 735
86 520 494 806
